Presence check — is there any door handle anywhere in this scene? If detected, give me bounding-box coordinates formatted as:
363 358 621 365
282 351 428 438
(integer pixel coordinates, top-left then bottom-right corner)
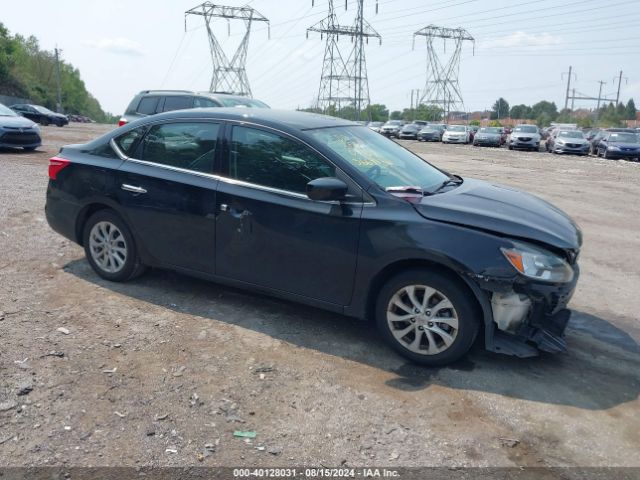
121 184 147 194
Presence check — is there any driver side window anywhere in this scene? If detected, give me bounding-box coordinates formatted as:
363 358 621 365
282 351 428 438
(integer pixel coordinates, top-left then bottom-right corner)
138 122 219 174
226 125 335 193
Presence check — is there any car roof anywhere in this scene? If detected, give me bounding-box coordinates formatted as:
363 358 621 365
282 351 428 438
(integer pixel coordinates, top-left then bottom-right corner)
124 108 356 131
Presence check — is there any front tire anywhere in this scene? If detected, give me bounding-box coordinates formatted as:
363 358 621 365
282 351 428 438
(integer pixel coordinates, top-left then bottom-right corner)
375 270 479 366
40 118 49 126
82 210 145 282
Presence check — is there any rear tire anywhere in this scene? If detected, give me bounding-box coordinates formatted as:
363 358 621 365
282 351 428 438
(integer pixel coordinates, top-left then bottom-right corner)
375 269 479 366
23 146 37 151
82 210 146 282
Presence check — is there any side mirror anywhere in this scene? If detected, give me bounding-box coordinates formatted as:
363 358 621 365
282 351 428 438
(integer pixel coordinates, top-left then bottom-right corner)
306 177 348 202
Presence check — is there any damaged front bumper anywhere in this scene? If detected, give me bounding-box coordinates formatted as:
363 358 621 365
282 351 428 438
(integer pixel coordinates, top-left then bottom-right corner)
470 267 579 358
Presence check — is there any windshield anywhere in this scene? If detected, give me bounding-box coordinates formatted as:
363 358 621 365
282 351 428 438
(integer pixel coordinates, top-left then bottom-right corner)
34 105 55 114
479 127 500 133
403 124 419 130
0 104 17 116
609 132 638 143
386 121 402 126
558 131 584 139
514 125 537 133
369 122 383 127
307 126 448 192
448 125 466 132
218 97 269 108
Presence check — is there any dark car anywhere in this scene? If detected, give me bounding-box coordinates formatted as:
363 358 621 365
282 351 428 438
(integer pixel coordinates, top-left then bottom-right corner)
45 109 581 366
590 128 635 155
596 131 640 160
10 104 68 127
417 125 443 142
0 103 42 150
472 127 503 147
118 90 270 127
398 123 421 140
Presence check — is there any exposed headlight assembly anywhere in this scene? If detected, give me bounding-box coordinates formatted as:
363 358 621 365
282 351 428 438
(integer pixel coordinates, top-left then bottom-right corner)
501 242 574 283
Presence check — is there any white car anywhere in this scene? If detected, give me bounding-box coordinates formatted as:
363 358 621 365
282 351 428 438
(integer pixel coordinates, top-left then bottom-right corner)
442 125 470 144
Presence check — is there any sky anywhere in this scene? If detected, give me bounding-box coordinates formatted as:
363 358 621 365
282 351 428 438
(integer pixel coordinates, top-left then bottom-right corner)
3 0 640 116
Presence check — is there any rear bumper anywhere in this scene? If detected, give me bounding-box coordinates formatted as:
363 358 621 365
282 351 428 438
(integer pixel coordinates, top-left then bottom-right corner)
45 183 82 244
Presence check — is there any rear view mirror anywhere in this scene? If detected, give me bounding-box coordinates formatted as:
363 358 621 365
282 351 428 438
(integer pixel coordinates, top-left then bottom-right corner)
306 177 348 202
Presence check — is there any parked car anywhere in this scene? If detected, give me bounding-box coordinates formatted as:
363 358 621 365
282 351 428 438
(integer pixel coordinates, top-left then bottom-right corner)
0 103 42 151
589 128 636 155
380 120 404 138
10 104 68 127
118 90 270 127
596 131 640 160
368 121 384 133
546 130 589 155
508 125 541 151
417 125 443 142
45 109 582 366
442 125 470 144
398 123 421 140
472 127 504 147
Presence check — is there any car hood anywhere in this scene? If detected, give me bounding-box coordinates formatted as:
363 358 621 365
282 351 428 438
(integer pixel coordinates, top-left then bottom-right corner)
558 138 588 144
0 115 37 128
610 142 640 148
445 131 466 135
476 133 501 138
413 178 582 251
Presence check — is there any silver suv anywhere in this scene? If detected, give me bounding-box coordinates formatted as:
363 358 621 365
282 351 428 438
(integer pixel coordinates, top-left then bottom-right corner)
118 90 269 126
508 124 541 152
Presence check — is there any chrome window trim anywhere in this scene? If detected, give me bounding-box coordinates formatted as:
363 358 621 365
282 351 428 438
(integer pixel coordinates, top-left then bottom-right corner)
110 118 375 206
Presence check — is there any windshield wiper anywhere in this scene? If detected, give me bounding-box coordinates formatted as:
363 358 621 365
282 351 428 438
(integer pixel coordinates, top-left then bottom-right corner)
430 175 463 194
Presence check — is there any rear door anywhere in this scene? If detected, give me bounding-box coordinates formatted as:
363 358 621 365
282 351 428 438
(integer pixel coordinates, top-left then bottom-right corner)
214 123 363 306
114 120 222 273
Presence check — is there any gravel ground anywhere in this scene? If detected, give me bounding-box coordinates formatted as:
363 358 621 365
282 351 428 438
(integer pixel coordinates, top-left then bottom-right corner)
0 123 638 469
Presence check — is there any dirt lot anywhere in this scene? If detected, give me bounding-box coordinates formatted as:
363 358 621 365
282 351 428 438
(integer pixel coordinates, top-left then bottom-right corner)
1 123 639 469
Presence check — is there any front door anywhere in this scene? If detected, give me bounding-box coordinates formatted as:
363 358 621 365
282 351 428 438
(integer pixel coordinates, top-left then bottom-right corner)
115 121 221 273
214 124 363 306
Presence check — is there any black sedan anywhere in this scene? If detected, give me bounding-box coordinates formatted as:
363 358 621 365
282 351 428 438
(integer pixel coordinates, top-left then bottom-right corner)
10 104 69 127
596 131 640 160
45 109 582 366
0 103 42 150
398 123 421 140
417 126 442 142
472 127 504 147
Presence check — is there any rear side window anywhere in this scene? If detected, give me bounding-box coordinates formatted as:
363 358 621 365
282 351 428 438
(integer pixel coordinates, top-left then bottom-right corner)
114 127 146 156
226 126 335 193
194 97 222 108
136 96 159 115
162 96 193 112
138 122 220 174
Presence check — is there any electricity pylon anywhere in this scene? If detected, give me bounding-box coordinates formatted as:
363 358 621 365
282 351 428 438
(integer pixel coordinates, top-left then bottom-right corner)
185 2 269 97
413 25 474 120
307 0 381 121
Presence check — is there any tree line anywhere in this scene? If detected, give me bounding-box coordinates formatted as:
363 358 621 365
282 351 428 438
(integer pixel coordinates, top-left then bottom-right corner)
0 23 115 123
491 97 637 128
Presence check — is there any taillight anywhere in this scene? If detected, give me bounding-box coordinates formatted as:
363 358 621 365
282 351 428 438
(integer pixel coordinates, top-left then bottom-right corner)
48 156 70 180
118 118 127 127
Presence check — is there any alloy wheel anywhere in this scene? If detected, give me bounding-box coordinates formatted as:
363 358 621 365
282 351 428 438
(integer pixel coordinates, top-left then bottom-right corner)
89 221 128 273
386 285 459 355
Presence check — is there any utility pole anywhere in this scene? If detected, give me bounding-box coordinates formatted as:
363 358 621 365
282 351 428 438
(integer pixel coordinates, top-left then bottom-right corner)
571 88 575 110
54 47 62 113
185 2 269 97
562 65 576 111
596 80 606 111
307 0 381 121
613 70 627 104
